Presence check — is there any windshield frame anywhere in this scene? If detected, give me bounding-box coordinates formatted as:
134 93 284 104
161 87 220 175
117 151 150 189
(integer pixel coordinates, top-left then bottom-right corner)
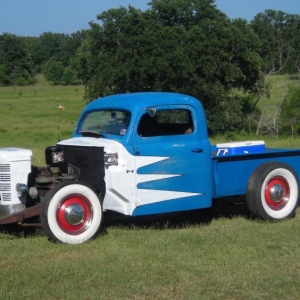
76 109 132 137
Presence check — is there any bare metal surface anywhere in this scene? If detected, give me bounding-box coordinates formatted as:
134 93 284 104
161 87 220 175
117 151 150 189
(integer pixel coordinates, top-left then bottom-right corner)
0 203 25 218
0 203 41 225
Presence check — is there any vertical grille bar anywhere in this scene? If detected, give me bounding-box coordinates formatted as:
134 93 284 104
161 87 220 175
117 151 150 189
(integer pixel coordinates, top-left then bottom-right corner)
0 164 11 202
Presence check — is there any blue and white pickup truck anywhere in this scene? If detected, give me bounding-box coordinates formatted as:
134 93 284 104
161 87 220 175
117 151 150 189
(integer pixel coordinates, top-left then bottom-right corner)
0 92 299 244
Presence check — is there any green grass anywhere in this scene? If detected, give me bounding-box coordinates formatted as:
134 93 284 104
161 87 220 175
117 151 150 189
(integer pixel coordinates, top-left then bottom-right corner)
255 74 300 113
1 76 300 299
1 208 300 299
0 75 86 164
266 74 300 102
252 74 300 137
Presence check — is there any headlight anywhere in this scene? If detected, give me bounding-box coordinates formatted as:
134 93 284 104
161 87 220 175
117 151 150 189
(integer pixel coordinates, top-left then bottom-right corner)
16 183 28 197
104 152 118 168
45 146 64 165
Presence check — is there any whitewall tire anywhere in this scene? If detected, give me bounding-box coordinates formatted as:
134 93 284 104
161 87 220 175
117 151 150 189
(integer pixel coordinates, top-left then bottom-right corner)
247 162 299 221
41 181 102 244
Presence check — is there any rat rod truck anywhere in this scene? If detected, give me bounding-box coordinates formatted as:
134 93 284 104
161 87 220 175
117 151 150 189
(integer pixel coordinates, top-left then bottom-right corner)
0 92 300 244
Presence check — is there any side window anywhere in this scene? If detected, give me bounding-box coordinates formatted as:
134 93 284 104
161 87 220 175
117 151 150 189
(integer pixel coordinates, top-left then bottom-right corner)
137 109 193 137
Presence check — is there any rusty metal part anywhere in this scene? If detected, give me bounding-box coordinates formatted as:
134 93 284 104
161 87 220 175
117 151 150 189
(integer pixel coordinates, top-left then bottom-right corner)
36 168 52 184
0 203 41 225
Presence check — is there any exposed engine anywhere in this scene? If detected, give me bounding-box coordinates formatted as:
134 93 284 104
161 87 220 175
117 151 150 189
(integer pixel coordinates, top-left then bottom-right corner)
0 145 106 220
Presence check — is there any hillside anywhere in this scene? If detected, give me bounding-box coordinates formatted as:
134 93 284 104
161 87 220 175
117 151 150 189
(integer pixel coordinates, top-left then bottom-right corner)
1 74 300 164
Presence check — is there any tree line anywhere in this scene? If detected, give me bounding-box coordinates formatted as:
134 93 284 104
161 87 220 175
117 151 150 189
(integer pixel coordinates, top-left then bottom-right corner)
0 0 299 135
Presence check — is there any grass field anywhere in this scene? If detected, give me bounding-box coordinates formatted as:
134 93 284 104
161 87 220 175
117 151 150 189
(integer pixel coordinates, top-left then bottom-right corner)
0 75 86 164
1 77 300 299
253 74 300 137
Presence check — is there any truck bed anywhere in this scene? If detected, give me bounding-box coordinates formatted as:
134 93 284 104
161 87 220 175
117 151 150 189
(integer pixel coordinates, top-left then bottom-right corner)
212 146 300 198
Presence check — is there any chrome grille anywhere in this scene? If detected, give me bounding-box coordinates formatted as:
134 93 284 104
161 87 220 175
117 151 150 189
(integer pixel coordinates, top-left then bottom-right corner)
0 164 10 172
2 194 11 201
0 174 10 181
0 164 11 201
0 183 10 191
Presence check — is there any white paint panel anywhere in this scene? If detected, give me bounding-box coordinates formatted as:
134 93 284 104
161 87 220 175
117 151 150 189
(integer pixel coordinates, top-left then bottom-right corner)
135 156 169 169
137 189 200 206
137 174 180 183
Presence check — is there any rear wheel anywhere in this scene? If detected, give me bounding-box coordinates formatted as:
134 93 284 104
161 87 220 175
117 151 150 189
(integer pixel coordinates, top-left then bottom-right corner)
246 162 299 221
41 181 102 244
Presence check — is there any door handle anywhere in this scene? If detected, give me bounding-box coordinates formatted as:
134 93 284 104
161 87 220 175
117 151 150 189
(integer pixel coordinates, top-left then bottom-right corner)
191 148 203 153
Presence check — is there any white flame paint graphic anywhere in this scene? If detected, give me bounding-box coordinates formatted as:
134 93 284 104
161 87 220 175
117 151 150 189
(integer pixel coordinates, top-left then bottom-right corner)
135 156 201 206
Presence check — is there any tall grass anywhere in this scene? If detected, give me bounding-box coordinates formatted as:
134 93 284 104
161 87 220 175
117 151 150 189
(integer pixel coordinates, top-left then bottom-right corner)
1 76 300 299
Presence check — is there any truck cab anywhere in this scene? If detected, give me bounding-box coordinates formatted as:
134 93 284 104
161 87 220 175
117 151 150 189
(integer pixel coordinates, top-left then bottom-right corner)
64 92 213 216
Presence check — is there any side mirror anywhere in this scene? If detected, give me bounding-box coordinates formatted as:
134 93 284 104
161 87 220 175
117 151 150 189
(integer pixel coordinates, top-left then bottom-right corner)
148 107 156 117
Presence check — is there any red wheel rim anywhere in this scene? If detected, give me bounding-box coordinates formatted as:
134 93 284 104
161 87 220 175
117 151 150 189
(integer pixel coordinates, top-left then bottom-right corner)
56 194 93 235
265 176 289 210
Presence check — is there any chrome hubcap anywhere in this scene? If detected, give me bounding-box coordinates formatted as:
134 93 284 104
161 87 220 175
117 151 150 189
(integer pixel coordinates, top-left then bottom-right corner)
64 204 85 225
270 184 284 203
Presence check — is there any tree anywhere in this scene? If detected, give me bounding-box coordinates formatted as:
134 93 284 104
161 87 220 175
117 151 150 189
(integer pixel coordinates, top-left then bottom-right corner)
61 66 77 85
83 0 263 134
250 10 300 135
0 33 35 85
0 64 9 85
27 31 85 74
69 35 90 85
42 59 64 85
250 10 300 75
280 86 300 137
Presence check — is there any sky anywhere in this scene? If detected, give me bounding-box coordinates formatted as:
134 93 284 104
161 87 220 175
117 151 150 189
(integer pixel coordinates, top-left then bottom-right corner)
1 0 299 37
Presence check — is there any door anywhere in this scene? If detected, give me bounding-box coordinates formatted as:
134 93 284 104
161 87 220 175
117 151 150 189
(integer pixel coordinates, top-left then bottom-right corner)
132 104 212 216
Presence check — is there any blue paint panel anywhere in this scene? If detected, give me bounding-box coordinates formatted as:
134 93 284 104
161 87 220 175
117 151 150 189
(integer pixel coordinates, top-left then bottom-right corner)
137 175 201 193
132 195 211 216
137 149 205 193
213 149 300 198
132 103 213 215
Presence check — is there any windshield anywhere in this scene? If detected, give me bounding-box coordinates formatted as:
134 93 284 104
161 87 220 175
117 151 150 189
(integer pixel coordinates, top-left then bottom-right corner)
78 110 131 136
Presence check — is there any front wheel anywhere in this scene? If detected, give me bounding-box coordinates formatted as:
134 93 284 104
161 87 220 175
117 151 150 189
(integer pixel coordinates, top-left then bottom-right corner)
246 162 299 221
40 181 102 244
